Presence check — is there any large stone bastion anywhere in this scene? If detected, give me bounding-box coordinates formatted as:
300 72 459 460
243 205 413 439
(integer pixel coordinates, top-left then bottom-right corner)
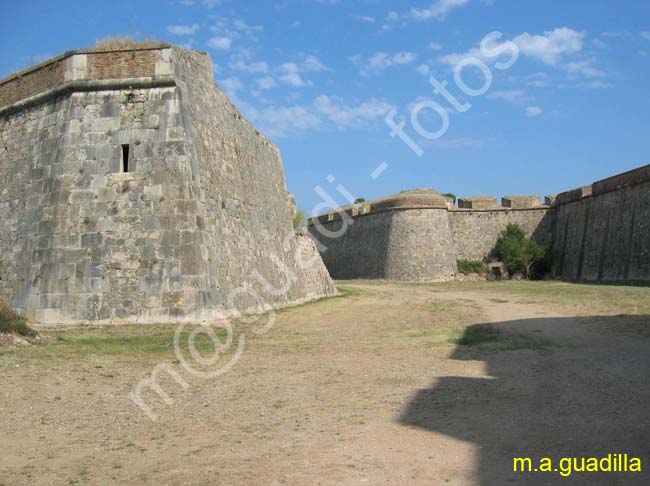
0 43 336 324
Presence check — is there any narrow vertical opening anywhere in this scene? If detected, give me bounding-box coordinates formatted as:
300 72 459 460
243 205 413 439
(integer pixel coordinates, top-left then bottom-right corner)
121 144 130 173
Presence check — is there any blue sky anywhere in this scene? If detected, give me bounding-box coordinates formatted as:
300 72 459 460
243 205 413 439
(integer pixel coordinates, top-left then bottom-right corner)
1 0 650 213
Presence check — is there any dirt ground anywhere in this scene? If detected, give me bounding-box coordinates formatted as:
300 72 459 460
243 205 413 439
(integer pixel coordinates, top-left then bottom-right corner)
1 281 649 485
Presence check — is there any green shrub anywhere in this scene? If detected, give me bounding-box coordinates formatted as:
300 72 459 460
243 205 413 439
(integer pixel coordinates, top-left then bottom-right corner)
0 301 36 337
354 197 366 204
442 193 457 203
292 208 307 231
495 224 549 279
457 259 485 274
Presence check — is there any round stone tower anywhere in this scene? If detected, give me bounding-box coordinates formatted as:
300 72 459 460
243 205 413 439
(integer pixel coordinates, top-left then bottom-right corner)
309 188 457 281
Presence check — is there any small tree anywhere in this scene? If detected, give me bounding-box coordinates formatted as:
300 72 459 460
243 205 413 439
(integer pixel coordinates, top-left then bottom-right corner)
442 193 457 203
354 197 366 204
292 208 307 231
495 224 548 279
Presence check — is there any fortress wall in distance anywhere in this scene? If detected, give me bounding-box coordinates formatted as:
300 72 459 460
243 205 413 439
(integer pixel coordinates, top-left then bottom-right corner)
449 208 553 262
553 165 650 282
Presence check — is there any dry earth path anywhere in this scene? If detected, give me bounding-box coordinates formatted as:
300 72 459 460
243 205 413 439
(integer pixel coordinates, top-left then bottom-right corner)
1 281 649 485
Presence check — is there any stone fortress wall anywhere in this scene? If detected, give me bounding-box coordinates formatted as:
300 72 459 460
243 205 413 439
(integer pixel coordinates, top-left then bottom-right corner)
0 44 335 324
552 165 650 282
309 165 650 284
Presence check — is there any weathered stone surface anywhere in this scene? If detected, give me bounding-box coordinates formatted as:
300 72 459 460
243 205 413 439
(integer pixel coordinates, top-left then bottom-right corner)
457 197 498 209
0 45 335 324
501 195 542 209
310 165 650 284
552 169 650 282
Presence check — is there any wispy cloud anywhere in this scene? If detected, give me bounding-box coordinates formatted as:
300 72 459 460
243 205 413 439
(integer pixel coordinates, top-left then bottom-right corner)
487 90 530 104
577 80 614 89
278 56 327 87
313 95 394 128
353 15 376 23
208 36 232 50
230 59 269 73
526 106 543 117
404 0 470 21
513 27 584 66
167 23 200 36
439 28 605 84
564 58 605 78
257 76 278 90
361 52 417 76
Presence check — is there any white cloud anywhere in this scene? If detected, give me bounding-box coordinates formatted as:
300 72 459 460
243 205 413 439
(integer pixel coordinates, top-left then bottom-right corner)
487 90 528 104
438 28 585 69
279 63 310 87
221 89 394 137
438 47 484 67
219 76 242 94
226 92 393 138
577 80 614 89
526 106 542 117
429 41 443 50
416 64 431 75
353 15 376 23
406 0 470 21
167 23 200 36
425 137 483 149
313 95 394 128
513 27 584 65
302 55 327 72
277 56 326 87
641 32 650 41
233 20 262 32
386 11 399 21
439 27 603 85
592 38 608 49
230 59 268 73
601 31 630 39
257 76 277 90
361 52 417 75
208 36 232 50
563 58 605 78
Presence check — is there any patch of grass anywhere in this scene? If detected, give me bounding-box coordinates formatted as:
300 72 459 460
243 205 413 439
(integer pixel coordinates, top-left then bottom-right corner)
256 285 364 318
449 324 549 351
411 280 650 316
0 324 232 363
457 259 486 275
0 301 36 337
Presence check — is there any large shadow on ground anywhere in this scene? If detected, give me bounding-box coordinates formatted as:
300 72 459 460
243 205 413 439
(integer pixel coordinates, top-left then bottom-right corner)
399 315 650 485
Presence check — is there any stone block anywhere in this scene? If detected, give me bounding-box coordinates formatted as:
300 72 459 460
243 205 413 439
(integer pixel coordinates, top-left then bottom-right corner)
501 195 541 209
457 197 498 209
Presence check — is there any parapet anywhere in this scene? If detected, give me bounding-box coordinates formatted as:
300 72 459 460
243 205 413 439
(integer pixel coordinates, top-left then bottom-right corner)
456 195 546 210
457 196 498 209
592 164 650 196
501 195 542 209
544 195 557 206
552 164 650 207
555 185 592 205
0 42 183 114
309 188 451 225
